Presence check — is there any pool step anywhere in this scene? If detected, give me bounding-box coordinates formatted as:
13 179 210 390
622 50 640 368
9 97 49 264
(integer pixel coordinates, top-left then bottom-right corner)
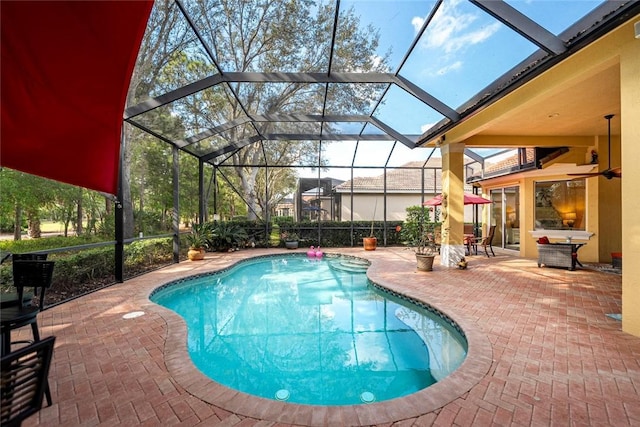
329 259 369 273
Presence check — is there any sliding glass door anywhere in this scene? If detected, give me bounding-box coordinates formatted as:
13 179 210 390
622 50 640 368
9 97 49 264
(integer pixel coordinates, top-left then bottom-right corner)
490 186 520 251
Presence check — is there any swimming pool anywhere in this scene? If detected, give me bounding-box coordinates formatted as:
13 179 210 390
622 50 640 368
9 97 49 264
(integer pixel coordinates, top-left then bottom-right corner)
151 253 467 406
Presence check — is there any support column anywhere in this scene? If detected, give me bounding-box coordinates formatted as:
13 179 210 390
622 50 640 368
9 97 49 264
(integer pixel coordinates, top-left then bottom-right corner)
621 29 640 337
440 142 466 267
172 146 180 264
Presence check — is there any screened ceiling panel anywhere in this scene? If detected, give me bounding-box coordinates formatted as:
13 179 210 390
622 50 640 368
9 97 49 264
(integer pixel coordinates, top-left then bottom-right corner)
234 82 326 116
184 133 246 157
131 83 240 142
324 83 389 115
337 0 438 72
504 0 605 36
352 140 397 168
399 0 540 109
137 1 218 100
321 140 359 167
330 121 370 135
374 84 444 135
254 121 322 136
121 0 639 170
127 108 186 143
387 144 437 168
187 0 336 73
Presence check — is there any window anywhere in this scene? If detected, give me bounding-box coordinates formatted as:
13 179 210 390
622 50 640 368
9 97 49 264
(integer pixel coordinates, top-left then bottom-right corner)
534 179 585 230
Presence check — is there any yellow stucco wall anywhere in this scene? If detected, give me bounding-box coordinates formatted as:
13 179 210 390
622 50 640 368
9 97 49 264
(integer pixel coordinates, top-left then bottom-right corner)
474 19 638 336
597 134 622 261
620 21 640 337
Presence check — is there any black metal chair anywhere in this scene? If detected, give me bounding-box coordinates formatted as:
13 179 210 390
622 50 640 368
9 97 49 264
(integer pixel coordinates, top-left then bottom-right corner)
1 260 55 406
0 336 55 427
0 254 48 309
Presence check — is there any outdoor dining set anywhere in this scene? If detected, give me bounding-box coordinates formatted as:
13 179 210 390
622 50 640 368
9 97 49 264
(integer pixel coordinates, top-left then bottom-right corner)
1 253 56 426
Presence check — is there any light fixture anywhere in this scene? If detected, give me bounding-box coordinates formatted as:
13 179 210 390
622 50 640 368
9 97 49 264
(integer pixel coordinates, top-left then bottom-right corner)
563 212 576 228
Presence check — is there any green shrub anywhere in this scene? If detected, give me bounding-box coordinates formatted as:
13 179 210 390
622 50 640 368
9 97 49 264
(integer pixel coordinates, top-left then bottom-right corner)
207 221 249 251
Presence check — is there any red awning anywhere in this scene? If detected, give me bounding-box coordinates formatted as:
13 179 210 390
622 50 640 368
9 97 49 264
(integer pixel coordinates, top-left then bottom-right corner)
423 193 492 206
1 1 153 195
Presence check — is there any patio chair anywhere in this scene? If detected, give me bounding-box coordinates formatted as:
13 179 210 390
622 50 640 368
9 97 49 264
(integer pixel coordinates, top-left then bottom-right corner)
1 260 55 406
463 224 477 255
0 254 48 309
478 225 496 257
1 336 55 427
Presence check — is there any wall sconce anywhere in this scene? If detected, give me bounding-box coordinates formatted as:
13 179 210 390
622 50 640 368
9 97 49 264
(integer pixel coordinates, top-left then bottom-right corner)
563 212 576 228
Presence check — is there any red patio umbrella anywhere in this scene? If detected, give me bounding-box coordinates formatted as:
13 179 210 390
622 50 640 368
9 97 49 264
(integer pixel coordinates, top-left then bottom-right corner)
423 193 492 206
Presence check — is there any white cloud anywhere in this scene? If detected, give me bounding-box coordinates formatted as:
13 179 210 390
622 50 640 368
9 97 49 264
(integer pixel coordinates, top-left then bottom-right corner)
436 60 462 75
420 122 437 133
413 0 500 55
410 0 500 78
411 16 425 33
443 22 501 54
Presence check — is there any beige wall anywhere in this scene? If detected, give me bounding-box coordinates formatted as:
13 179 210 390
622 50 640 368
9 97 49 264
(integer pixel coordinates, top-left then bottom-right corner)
339 193 476 222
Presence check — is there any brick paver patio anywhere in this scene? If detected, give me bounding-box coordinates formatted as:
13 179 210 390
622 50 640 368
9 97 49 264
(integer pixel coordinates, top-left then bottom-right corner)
13 247 639 426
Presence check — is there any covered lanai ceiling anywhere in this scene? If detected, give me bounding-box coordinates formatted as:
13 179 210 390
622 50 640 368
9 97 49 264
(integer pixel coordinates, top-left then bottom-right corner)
125 0 639 171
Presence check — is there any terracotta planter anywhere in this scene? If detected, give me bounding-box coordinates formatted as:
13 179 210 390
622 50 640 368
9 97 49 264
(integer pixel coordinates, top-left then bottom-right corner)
415 253 435 271
363 236 377 251
188 247 205 261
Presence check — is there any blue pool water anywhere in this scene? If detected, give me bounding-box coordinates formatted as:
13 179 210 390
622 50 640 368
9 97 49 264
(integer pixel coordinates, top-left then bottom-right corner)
151 254 467 406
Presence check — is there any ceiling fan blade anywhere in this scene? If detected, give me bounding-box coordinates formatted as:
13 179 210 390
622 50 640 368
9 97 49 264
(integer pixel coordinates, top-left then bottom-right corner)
567 167 622 179
567 172 605 177
604 167 622 179
567 115 620 180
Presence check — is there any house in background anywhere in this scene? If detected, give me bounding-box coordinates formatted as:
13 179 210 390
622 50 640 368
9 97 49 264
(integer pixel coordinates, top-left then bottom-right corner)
334 160 481 222
285 177 345 221
273 197 294 218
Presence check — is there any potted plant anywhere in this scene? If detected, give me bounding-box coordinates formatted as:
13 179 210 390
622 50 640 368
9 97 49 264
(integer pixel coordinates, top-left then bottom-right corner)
413 231 437 271
281 231 299 249
401 207 437 271
363 222 377 251
186 223 209 261
363 200 378 251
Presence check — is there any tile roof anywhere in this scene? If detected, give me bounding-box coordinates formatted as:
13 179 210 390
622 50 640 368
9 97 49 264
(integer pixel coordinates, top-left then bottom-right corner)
334 160 476 193
484 148 536 174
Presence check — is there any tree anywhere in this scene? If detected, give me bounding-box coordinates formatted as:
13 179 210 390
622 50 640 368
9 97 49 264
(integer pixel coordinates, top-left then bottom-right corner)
123 0 195 238
125 0 390 223
193 0 390 219
0 169 59 239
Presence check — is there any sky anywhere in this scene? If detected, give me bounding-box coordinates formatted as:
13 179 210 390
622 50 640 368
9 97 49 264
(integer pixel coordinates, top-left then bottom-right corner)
298 0 604 181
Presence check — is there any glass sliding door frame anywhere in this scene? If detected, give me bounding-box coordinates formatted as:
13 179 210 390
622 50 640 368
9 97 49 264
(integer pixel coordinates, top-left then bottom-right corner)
489 186 520 251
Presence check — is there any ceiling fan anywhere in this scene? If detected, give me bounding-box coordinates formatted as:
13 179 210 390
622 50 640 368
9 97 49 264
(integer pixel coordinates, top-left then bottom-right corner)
568 114 621 180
